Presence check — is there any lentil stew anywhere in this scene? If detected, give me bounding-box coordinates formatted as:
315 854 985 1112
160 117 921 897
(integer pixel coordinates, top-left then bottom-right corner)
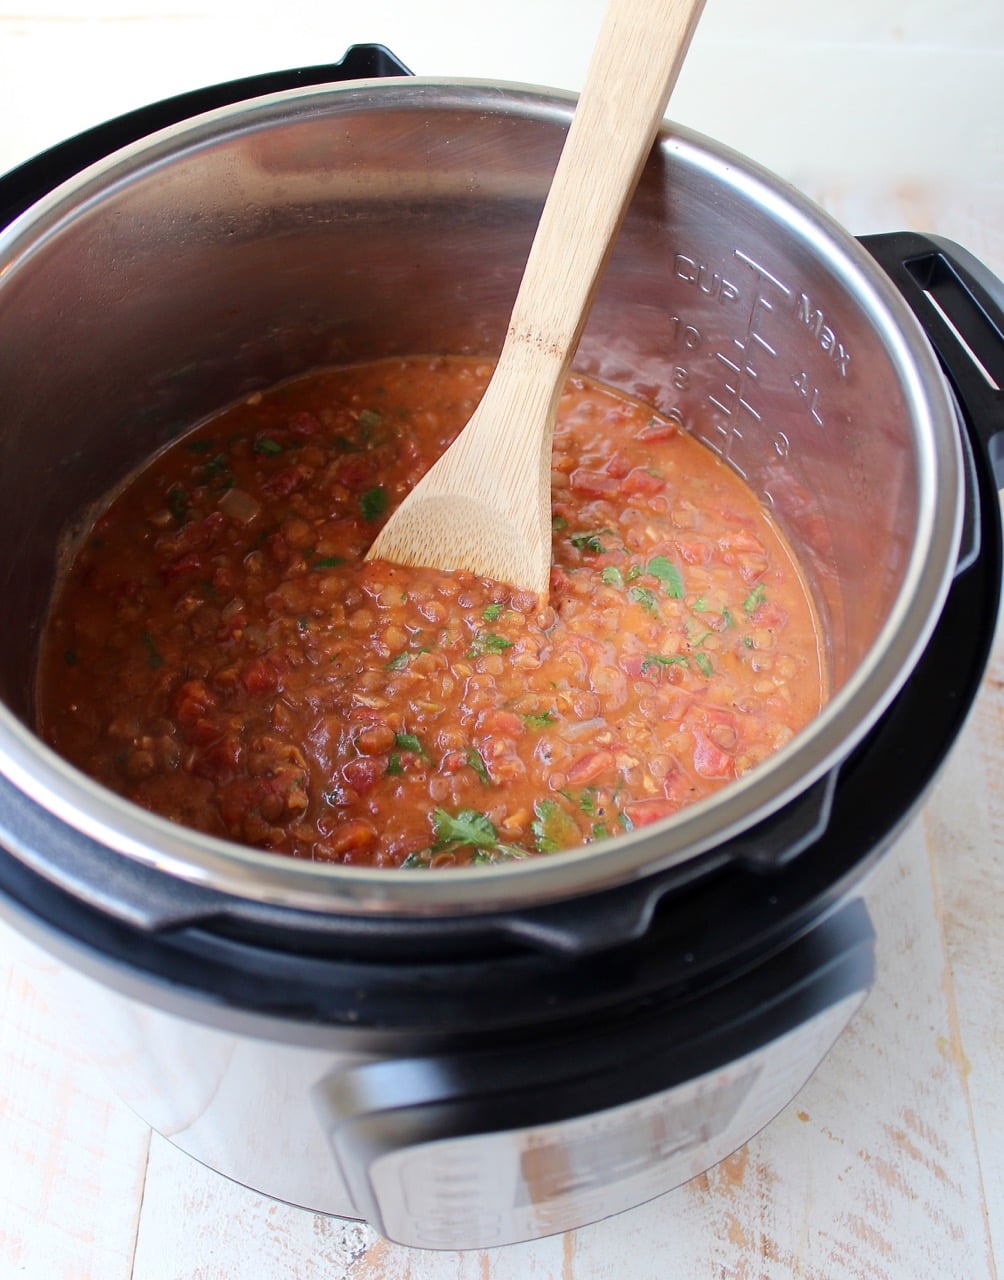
36 357 825 868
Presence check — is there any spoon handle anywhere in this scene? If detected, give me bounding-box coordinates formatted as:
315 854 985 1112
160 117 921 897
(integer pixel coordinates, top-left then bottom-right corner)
507 0 705 369
366 0 705 596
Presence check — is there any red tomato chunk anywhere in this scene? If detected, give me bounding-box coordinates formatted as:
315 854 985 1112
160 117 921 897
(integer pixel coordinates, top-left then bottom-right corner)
36 358 825 869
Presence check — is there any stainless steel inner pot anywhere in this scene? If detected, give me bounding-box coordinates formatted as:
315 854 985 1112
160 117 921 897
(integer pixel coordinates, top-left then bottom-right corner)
0 79 962 916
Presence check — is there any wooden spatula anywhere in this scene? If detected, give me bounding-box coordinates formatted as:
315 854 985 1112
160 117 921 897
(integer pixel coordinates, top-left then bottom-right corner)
366 0 706 598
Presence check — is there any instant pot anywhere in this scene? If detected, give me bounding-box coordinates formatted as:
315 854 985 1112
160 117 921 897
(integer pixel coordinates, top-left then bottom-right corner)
0 47 1001 1250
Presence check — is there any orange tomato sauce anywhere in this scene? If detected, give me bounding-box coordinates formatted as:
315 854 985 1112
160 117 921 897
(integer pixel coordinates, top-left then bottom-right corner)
36 357 825 868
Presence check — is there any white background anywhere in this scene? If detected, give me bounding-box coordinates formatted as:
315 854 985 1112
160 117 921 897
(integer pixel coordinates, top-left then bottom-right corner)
1 3 1002 1278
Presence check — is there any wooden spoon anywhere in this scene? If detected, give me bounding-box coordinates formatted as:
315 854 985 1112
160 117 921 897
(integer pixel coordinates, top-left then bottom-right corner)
366 0 706 598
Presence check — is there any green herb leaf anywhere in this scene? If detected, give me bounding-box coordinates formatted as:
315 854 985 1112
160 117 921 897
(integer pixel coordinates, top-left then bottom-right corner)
578 787 600 816
524 710 557 729
142 632 163 670
386 752 403 776
601 565 624 588
647 555 684 598
482 602 504 622
470 844 529 866
253 438 283 456
531 798 581 853
386 651 410 671
628 585 658 615
311 556 345 571
743 584 767 614
466 748 491 785
167 486 190 523
552 514 569 531
400 850 430 869
571 529 614 555
432 808 498 849
694 653 714 678
359 487 388 521
467 631 513 658
641 653 688 673
394 732 426 758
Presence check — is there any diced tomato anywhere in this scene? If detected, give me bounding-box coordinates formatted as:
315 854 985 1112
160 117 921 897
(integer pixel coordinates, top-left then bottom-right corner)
240 657 277 695
623 797 678 828
566 749 616 786
173 679 216 727
336 455 378 492
637 419 679 442
620 467 663 497
569 468 620 497
324 820 379 859
342 756 384 796
476 709 525 737
691 729 734 779
263 465 311 499
288 410 322 437
604 452 632 479
160 551 202 581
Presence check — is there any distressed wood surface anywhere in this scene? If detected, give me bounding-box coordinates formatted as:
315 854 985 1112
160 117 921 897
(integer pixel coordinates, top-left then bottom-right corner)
1 4 1002 1277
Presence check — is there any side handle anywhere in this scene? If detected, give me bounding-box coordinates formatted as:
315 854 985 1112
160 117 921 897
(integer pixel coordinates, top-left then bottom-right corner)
859 232 1004 490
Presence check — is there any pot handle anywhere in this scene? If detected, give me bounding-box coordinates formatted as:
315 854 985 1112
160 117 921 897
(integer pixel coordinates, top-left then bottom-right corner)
859 232 1004 492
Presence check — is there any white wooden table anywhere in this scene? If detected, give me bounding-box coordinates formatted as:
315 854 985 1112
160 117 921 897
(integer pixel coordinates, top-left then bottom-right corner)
1 3 1002 1277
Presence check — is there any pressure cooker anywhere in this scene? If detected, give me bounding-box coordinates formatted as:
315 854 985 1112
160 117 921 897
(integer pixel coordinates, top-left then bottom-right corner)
0 46 1000 1250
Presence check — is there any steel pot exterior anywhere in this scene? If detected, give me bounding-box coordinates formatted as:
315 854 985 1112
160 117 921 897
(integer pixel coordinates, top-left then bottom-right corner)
0 79 962 916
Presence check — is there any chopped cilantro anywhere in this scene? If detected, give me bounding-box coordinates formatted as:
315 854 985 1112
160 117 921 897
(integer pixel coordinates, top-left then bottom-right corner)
578 787 600 816
601 565 624 588
386 651 410 671
641 653 688 673
694 653 714 678
394 732 426 758
628 585 658 615
571 529 614 555
721 607 736 628
386 753 404 776
468 632 513 658
693 595 709 612
311 556 345 570
142 633 163 670
433 808 498 848
552 514 569 531
253 438 283 456
167 486 190 523
482 602 505 622
404 807 530 865
531 799 581 853
647 555 684 597
743 584 767 614
626 563 643 581
465 748 491 785
359 487 388 521
523 710 557 729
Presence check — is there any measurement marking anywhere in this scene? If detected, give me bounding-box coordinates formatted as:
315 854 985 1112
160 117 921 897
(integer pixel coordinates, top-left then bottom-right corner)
734 250 791 297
